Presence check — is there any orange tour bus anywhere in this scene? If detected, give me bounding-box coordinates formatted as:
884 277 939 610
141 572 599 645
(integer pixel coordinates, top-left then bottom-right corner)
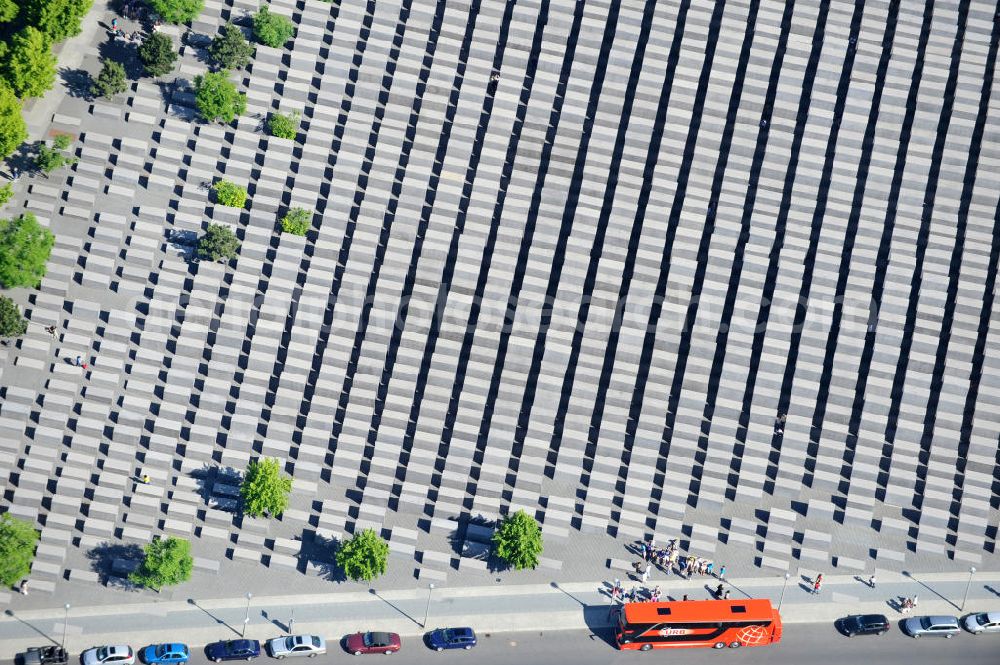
614 598 782 651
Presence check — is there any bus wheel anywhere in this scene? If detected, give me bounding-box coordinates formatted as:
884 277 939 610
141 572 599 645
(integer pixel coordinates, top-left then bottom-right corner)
713 642 726 649
640 644 652 652
729 642 742 649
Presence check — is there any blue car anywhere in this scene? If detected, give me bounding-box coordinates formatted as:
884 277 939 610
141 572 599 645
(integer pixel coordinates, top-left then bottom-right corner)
205 640 261 662
141 645 188 665
426 627 477 651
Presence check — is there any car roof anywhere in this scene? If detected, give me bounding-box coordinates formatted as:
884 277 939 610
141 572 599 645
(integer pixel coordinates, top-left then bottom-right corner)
107 646 130 654
981 611 1000 621
370 632 392 643
859 615 887 623
926 616 959 625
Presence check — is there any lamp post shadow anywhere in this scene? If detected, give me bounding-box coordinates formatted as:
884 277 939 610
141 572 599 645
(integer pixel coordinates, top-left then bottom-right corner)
368 589 422 628
900 571 961 611
187 599 241 636
3 609 60 646
551 581 585 607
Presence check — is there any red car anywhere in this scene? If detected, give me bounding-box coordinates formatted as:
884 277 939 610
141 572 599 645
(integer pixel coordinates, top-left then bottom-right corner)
345 632 400 656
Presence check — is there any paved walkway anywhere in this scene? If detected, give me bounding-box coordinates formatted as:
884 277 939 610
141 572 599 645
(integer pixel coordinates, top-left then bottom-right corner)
2 571 998 658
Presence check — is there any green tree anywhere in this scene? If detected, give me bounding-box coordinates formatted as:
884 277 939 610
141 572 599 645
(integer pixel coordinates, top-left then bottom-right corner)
0 0 18 23
335 528 389 583
209 23 253 70
4 27 57 99
0 213 55 288
280 207 310 235
253 5 294 48
197 223 239 262
0 81 25 158
138 33 178 78
128 537 193 591
267 111 299 139
240 457 292 518
194 70 246 123
0 183 12 208
0 295 28 338
23 0 93 42
91 59 128 98
212 180 247 208
0 514 38 586
148 0 204 24
35 136 78 175
492 509 543 570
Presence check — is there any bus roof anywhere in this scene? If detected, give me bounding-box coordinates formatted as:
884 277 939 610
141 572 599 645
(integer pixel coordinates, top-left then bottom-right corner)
622 598 776 624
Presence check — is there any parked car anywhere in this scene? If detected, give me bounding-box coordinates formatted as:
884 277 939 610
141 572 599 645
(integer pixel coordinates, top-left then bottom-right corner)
902 615 961 638
839 614 889 637
963 611 1000 634
82 646 135 665
205 640 261 662
266 635 326 659
426 627 477 651
345 632 401 655
140 644 188 665
21 646 68 665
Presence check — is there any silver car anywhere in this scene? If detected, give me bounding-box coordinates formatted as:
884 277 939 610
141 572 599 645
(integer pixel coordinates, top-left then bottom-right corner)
963 611 1000 634
266 635 326 659
902 615 961 638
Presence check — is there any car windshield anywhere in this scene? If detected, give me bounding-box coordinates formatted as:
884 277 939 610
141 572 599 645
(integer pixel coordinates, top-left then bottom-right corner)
284 638 295 650
96 649 108 661
975 613 988 625
920 617 933 629
310 637 320 648
362 634 372 647
156 646 168 657
443 629 455 641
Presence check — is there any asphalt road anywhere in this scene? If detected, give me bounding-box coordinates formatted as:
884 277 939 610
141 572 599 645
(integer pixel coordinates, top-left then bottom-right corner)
7 622 999 665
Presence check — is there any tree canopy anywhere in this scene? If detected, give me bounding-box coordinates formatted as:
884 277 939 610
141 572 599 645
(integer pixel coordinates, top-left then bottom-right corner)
0 0 18 23
128 537 193 591
0 295 28 338
148 0 204 24
280 207 311 236
3 27 57 99
197 223 240 262
23 0 93 42
138 33 178 78
0 514 38 586
0 213 55 288
0 80 27 158
268 111 299 140
336 528 389 583
0 183 12 208
212 180 247 208
492 509 543 570
194 70 246 123
35 135 78 175
253 5 294 48
240 457 292 518
91 59 128 98
210 23 253 70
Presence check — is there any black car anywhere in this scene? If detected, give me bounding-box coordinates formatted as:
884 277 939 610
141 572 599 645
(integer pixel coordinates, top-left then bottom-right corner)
840 614 890 637
22 646 68 665
204 640 261 662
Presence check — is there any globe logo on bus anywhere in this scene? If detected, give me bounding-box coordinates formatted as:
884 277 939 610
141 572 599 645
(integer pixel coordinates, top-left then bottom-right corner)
736 624 769 646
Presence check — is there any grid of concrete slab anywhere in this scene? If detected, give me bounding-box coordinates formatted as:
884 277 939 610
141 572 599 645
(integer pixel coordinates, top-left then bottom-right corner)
1 0 999 602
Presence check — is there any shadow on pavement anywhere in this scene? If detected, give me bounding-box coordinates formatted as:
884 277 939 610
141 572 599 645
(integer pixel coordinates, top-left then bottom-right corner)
2 610 59 646
582 605 618 649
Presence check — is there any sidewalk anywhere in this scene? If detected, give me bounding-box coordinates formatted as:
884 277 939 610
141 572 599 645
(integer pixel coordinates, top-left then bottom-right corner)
1 571 997 658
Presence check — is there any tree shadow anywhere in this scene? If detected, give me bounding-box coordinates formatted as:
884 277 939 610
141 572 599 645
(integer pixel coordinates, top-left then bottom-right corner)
86 541 145 584
60 68 93 100
188 462 241 504
302 531 345 582
96 34 145 81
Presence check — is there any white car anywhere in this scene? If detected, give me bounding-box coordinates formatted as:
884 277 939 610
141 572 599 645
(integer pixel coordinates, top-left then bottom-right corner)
81 646 134 665
963 612 1000 634
266 636 326 659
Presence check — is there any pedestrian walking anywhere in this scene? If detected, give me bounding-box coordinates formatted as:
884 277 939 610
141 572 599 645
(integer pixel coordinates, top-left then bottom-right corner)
868 574 876 589
19 580 28 595
682 594 688 601
75 355 81 366
723 589 730 600
813 579 822 595
718 564 727 580
642 564 650 584
715 583 724 598
11 167 19 181
706 561 714 576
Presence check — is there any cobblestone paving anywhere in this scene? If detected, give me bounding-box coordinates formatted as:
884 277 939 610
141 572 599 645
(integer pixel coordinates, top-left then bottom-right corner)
1 0 999 606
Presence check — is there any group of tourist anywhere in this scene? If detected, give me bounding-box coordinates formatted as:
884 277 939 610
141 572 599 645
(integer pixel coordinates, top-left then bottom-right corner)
637 538 726 581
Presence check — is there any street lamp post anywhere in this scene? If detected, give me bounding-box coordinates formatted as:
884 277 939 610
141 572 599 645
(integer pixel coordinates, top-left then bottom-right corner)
242 592 252 637
961 566 976 611
61 603 70 650
423 583 435 629
288 607 294 635
777 573 791 612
